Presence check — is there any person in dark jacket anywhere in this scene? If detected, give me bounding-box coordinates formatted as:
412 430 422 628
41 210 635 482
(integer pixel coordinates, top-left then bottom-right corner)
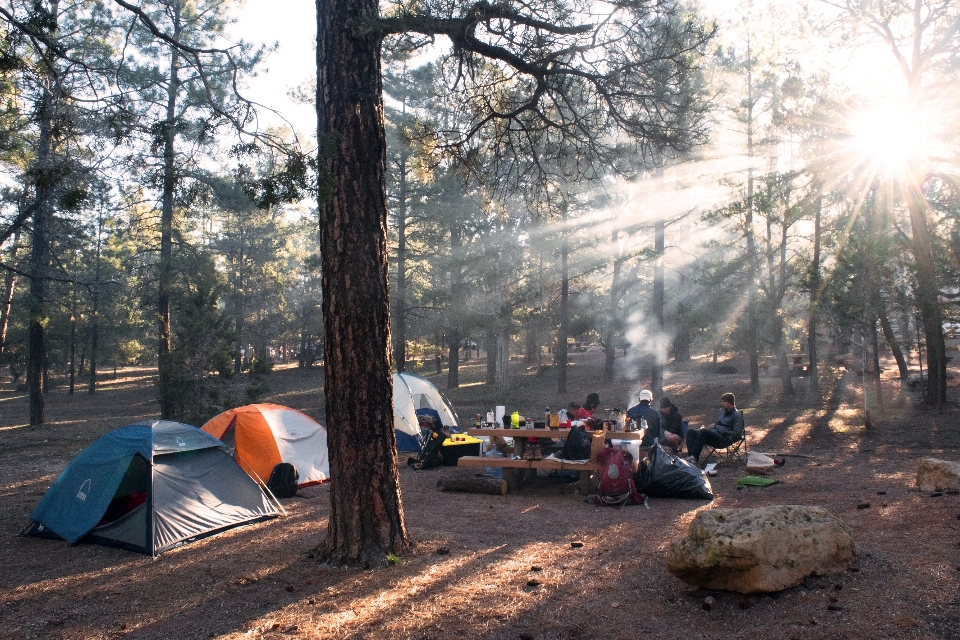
685 392 745 464
627 389 661 449
658 396 684 454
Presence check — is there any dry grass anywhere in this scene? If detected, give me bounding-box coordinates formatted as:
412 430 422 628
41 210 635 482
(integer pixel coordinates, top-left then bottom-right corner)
0 351 959 639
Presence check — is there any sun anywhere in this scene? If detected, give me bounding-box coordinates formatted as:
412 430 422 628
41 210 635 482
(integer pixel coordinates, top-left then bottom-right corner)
846 103 931 176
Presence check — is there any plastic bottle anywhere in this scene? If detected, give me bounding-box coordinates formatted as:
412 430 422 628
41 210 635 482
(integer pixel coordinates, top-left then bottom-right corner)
511 411 520 428
558 408 567 424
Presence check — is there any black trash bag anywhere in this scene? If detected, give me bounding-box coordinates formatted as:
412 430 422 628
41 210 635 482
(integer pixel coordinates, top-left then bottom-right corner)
559 425 592 461
634 441 713 500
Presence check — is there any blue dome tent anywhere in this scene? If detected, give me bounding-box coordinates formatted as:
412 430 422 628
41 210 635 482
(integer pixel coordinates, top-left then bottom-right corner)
27 420 282 556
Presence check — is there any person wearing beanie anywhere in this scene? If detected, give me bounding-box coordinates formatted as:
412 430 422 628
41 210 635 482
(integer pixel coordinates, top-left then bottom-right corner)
685 392 744 465
658 396 684 454
627 389 661 449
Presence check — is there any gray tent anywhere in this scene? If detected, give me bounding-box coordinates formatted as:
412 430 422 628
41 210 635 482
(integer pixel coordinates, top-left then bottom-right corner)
28 420 282 556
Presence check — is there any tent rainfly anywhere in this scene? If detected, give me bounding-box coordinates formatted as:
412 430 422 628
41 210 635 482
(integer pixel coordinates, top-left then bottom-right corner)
392 372 459 451
27 420 282 556
201 404 329 487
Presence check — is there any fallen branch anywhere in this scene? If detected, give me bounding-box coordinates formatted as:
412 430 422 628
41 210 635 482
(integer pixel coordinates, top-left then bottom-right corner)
437 474 507 495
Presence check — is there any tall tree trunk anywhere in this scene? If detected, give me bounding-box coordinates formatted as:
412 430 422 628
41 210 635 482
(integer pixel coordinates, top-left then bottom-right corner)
776 209 793 395
68 313 76 394
604 229 621 381
807 194 821 393
392 146 408 372
744 33 760 394
557 203 569 394
652 189 664 397
447 226 462 388
233 305 244 374
878 303 908 380
315 0 409 566
905 170 946 406
28 84 57 425
0 228 20 362
158 16 183 419
485 324 497 385
87 311 98 394
673 269 691 361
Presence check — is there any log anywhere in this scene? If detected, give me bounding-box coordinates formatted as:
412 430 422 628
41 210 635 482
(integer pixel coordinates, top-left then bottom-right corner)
437 474 508 495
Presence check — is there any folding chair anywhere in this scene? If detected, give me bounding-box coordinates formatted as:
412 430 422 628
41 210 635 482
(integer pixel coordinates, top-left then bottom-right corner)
700 429 747 465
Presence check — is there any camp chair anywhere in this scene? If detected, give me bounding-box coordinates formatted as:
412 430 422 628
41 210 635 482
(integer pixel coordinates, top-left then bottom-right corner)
700 429 747 465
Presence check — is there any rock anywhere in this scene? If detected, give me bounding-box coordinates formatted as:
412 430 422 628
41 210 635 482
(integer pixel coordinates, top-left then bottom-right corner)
702 596 715 611
666 505 856 594
916 458 960 491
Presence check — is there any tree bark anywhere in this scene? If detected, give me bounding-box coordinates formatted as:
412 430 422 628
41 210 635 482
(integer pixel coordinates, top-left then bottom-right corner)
652 192 665 397
315 0 409 566
158 14 182 419
28 84 56 425
0 228 20 362
446 226 462 388
878 304 908 381
807 194 821 393
744 33 760 394
604 229 620 381
557 202 569 394
68 313 76 394
905 172 946 406
392 145 408 372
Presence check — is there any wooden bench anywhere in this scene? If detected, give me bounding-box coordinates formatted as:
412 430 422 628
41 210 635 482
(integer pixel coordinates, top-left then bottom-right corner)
461 427 624 493
456 456 599 493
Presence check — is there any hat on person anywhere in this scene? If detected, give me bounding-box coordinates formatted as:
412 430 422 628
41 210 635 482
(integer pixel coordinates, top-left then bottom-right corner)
639 389 653 402
659 396 672 409
721 392 736 405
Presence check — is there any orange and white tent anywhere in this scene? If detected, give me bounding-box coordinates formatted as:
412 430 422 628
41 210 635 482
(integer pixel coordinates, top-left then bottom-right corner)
201 404 329 488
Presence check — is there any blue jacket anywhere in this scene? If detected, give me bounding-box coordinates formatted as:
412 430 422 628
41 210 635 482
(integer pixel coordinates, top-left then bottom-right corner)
627 402 661 445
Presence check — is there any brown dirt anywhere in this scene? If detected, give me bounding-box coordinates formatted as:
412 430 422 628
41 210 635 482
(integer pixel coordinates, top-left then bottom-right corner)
1 351 959 639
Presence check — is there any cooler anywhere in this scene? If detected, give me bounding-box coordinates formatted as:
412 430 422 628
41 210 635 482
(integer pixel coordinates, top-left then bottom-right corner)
441 434 483 466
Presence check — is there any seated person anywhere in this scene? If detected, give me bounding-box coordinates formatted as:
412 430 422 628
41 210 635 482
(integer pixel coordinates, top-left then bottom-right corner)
685 392 744 464
658 396 684 453
574 393 600 420
627 389 661 449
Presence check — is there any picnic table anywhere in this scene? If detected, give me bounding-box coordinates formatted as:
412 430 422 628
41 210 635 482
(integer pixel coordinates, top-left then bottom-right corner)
458 427 644 493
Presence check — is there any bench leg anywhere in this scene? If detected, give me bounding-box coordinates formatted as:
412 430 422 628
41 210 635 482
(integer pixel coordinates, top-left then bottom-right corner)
579 469 592 495
503 468 521 492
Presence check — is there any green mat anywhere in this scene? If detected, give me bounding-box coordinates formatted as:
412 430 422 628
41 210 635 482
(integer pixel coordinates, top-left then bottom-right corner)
736 475 780 487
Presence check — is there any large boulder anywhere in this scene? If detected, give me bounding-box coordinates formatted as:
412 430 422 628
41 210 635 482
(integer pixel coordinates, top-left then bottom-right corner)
916 458 960 491
666 505 856 593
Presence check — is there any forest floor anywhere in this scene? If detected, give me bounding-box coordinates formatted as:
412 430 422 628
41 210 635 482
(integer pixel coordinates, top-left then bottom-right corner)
0 349 959 639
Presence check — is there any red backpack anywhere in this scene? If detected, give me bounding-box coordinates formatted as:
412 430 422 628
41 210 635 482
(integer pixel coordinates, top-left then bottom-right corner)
589 447 647 507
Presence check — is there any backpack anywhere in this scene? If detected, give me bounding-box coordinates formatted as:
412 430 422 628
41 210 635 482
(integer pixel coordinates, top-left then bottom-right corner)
407 427 447 470
559 425 593 461
588 448 646 507
267 462 299 499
